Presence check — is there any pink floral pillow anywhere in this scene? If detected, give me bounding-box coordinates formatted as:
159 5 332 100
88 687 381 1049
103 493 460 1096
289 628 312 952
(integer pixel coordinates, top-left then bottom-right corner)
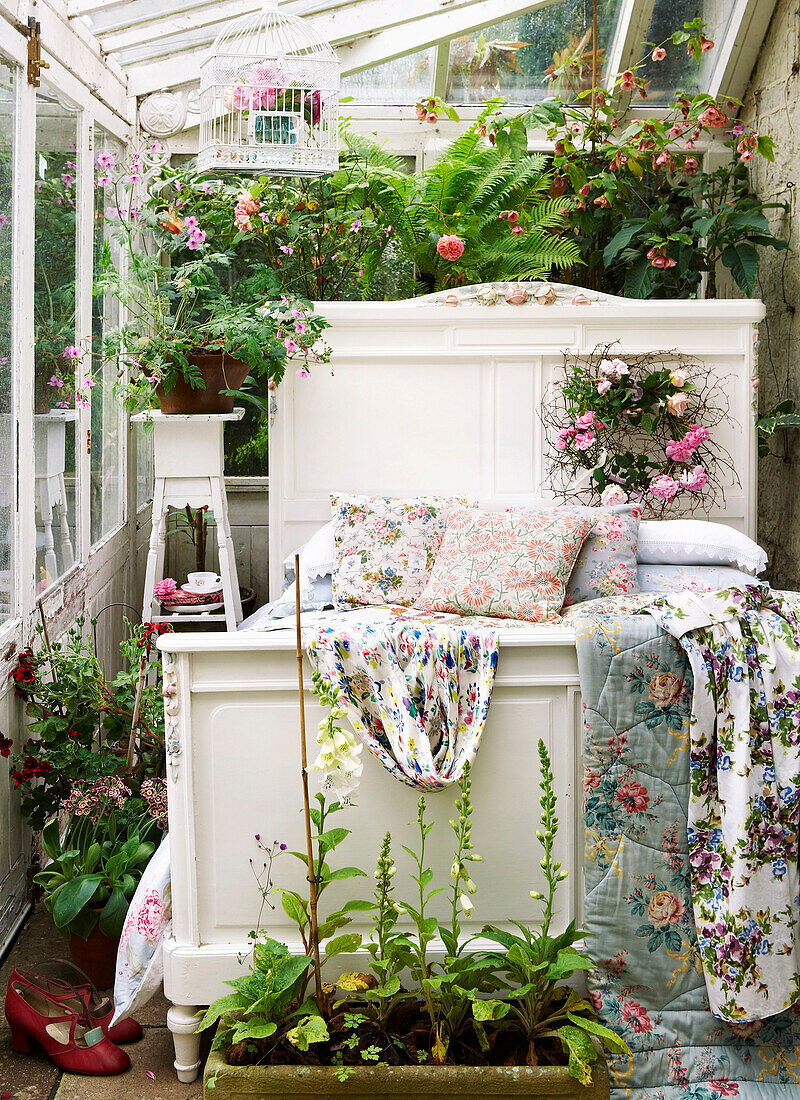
414 508 593 623
508 505 641 606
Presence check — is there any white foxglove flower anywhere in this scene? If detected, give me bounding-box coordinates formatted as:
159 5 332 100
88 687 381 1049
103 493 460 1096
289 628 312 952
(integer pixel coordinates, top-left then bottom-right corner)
459 893 474 918
309 709 363 803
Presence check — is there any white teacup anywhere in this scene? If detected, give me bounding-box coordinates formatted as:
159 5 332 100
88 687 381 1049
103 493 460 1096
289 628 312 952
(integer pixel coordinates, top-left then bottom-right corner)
188 571 221 591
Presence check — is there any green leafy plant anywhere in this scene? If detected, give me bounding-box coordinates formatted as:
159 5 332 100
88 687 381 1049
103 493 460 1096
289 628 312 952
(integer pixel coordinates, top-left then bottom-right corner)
488 21 787 298
360 104 581 292
476 740 630 1083
7 615 168 831
34 800 158 940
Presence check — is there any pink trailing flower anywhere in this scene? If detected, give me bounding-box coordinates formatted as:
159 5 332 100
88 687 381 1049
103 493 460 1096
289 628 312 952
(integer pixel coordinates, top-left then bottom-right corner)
154 578 178 598
48 376 64 388
96 151 115 170
684 157 699 177
679 465 708 492
650 474 680 500
296 367 311 379
284 337 301 355
700 37 714 51
620 70 635 91
651 47 667 61
62 345 82 359
436 235 465 262
416 105 427 121
698 105 728 129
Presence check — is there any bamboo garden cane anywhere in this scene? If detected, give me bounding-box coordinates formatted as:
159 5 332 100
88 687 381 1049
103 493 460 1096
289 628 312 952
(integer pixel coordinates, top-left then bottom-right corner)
295 553 324 1008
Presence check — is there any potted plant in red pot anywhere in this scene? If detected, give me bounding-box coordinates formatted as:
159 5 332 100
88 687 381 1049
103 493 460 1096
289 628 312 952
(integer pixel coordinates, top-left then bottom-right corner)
97 182 329 416
8 615 169 987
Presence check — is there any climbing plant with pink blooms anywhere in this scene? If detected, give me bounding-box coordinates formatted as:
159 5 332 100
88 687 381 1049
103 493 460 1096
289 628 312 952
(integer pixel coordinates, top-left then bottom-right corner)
543 346 734 517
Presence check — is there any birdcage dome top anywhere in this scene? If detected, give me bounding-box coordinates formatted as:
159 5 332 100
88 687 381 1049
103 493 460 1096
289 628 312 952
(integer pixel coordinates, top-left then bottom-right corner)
202 0 338 75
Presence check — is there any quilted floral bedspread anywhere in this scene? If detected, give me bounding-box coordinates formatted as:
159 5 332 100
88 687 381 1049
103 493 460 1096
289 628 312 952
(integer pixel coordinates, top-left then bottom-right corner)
575 594 800 1099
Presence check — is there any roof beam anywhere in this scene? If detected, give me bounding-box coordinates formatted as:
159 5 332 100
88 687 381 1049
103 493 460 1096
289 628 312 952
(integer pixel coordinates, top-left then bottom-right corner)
708 0 777 101
127 0 557 97
337 0 558 75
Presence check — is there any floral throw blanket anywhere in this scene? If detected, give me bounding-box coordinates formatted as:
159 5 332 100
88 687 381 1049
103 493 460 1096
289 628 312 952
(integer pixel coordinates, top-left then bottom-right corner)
648 587 800 1025
305 607 498 790
576 594 800 1099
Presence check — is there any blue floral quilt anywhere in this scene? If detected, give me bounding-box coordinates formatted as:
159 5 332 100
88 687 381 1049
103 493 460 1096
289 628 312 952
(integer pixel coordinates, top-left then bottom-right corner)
575 599 800 1099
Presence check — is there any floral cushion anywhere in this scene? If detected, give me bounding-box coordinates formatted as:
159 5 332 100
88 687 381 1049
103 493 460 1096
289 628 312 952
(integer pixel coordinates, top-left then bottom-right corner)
509 505 640 606
331 493 474 610
414 508 593 622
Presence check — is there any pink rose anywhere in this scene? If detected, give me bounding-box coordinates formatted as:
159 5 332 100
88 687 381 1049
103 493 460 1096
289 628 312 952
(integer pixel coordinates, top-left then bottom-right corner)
647 891 684 928
620 999 653 1034
679 465 707 492
436 235 465 261
154 578 178 598
669 368 688 387
136 889 167 943
600 485 628 507
650 474 679 500
665 438 693 463
597 379 612 395
574 431 595 451
667 392 689 416
574 410 596 429
616 780 650 813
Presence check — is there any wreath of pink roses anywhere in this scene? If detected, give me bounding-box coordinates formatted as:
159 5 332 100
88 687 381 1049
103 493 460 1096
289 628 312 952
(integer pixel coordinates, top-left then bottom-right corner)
543 346 735 518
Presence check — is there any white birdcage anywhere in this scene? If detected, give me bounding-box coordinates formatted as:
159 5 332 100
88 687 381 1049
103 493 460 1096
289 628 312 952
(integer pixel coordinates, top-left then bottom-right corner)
198 0 340 176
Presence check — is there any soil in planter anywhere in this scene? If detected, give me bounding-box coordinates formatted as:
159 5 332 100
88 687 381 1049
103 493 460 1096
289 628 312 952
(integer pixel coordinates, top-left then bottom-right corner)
226 1002 571 1073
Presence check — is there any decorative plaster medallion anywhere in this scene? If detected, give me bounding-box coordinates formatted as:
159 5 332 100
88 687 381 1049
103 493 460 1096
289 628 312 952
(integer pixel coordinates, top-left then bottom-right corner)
139 92 187 137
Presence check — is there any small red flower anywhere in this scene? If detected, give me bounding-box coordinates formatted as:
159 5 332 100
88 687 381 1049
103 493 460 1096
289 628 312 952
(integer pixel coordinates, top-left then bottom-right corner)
0 733 12 757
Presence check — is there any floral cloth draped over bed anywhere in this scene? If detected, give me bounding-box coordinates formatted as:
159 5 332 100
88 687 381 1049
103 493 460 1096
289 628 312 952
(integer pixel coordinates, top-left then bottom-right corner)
648 586 800 1024
305 607 498 790
576 593 800 1100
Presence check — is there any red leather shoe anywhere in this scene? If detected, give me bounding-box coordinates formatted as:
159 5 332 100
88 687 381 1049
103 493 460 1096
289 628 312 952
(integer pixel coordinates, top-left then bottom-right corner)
7 968 143 1044
4 978 130 1075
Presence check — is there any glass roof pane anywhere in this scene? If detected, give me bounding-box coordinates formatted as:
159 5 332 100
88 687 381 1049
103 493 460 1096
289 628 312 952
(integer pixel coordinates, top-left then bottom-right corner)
446 0 620 105
636 0 736 103
341 49 435 105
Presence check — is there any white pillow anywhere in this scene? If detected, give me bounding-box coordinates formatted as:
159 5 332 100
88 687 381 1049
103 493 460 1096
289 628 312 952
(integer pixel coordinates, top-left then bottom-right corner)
112 834 171 1026
638 564 766 594
636 520 767 576
283 521 336 591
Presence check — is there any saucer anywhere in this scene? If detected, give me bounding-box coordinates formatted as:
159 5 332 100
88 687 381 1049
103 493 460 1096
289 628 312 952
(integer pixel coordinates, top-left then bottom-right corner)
170 600 224 614
182 582 224 595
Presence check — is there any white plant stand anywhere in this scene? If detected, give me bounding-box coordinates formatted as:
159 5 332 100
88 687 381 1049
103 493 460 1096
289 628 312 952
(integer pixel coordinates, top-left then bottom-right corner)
134 410 244 631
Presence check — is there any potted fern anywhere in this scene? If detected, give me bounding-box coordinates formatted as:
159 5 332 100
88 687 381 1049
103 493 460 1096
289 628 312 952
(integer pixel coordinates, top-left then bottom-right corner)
198 683 624 1099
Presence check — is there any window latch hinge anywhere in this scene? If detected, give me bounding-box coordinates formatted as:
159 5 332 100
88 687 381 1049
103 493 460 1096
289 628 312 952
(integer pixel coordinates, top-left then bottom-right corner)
27 18 49 88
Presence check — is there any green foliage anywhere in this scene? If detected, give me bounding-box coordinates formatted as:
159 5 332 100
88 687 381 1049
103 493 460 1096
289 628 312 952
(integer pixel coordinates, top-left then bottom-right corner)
475 741 630 1081
8 615 167 831
487 24 787 299
34 815 156 940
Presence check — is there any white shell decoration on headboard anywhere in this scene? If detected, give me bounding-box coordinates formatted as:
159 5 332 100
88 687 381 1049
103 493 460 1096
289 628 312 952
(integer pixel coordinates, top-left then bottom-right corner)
430 281 602 307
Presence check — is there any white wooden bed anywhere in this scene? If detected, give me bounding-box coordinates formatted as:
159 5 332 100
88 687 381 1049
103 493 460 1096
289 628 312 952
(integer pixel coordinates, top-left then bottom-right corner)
158 285 764 1082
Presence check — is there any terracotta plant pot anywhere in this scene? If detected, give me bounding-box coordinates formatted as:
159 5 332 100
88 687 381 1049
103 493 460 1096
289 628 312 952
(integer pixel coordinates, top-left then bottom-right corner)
68 921 120 991
156 353 251 415
203 1042 610 1099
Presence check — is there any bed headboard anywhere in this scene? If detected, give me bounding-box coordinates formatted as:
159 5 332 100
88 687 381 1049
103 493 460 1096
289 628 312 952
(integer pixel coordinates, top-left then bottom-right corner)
268 283 764 597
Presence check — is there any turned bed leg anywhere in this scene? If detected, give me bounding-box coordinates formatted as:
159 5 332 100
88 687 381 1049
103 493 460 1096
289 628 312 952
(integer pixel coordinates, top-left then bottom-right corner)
167 1003 202 1083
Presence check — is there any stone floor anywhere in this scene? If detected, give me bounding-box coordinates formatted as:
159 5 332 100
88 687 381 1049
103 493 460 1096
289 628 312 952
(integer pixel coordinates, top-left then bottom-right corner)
0 908 211 1100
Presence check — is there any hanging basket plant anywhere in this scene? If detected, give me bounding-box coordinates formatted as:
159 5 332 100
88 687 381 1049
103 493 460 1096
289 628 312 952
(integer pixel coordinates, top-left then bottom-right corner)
542 346 736 517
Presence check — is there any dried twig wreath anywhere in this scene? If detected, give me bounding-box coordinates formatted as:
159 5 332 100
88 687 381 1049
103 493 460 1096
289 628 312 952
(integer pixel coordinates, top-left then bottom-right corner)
542 345 737 518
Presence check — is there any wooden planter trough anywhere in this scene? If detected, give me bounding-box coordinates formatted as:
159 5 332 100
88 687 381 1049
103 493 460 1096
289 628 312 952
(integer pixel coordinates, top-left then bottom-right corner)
203 1044 611 1099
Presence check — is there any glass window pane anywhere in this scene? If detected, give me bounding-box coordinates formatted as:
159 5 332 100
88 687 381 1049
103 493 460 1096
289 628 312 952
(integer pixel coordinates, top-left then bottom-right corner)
447 0 619 104
91 128 124 544
636 0 736 103
34 86 80 590
136 425 153 511
0 59 14 624
341 49 435 105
